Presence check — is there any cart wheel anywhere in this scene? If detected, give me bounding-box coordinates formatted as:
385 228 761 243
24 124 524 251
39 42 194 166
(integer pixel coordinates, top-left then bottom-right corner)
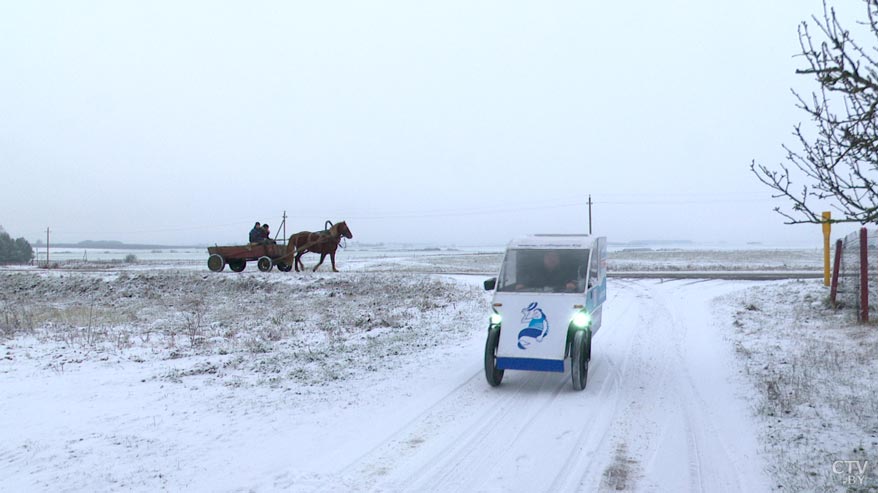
229 260 246 272
484 326 504 387
207 254 225 272
275 261 292 272
257 256 273 272
571 330 590 391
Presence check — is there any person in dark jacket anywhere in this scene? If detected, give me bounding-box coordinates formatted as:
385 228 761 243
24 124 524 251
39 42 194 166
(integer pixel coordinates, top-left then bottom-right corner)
516 251 577 292
249 222 262 243
261 224 276 245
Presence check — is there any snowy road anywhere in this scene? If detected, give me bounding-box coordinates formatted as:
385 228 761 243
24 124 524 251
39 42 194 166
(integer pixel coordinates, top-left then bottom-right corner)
2 278 770 492
282 279 769 492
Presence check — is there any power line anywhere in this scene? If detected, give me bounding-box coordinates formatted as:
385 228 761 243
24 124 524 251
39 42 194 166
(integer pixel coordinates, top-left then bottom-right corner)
38 193 779 238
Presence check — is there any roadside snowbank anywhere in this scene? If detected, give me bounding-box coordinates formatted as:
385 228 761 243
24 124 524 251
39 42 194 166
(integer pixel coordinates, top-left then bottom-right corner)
716 280 878 491
1 270 486 389
1 269 493 491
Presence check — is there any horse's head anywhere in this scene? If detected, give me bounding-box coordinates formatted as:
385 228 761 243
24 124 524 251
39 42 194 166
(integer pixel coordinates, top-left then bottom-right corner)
335 221 353 239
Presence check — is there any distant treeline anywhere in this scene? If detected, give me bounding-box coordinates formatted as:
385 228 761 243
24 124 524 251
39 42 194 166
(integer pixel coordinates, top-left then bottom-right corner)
44 240 202 250
0 227 34 264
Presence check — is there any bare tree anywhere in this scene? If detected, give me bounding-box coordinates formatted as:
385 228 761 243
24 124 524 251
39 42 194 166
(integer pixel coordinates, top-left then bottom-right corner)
752 0 878 224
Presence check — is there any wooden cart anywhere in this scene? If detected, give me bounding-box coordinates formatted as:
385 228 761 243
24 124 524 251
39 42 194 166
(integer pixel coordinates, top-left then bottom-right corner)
206 243 293 272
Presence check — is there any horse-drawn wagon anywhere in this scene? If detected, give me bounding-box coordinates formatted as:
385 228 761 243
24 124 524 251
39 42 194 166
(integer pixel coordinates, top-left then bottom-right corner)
206 220 353 273
206 243 293 272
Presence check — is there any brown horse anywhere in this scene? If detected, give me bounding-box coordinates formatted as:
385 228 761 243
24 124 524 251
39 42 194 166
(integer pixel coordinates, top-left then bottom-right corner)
286 221 353 272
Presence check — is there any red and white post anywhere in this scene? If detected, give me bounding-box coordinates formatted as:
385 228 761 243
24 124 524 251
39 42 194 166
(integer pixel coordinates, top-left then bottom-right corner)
860 227 869 322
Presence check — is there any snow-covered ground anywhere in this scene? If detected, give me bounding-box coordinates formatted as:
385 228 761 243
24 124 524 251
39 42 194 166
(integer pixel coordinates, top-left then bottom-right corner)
716 281 878 492
0 250 871 492
18 245 824 276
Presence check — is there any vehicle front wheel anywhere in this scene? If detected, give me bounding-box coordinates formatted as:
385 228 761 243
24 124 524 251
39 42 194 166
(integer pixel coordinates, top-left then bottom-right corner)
571 330 590 391
229 260 246 272
485 327 504 387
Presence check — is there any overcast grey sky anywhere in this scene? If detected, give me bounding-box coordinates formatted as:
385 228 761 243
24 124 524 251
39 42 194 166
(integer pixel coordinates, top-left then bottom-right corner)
0 1 862 246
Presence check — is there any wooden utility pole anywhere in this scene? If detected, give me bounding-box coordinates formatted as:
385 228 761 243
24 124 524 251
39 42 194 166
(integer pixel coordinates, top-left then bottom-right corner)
588 195 593 235
46 227 50 267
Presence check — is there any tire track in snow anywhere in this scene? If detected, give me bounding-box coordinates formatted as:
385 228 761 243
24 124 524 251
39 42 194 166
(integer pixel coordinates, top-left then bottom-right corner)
665 283 711 493
402 373 570 492
551 282 672 491
325 279 767 492
557 278 764 492
627 279 720 493
667 280 764 492
638 279 765 492
336 368 546 491
655 280 709 492
549 278 660 491
345 280 646 492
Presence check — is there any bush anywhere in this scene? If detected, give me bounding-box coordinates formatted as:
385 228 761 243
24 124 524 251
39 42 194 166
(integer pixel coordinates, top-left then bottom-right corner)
0 227 33 264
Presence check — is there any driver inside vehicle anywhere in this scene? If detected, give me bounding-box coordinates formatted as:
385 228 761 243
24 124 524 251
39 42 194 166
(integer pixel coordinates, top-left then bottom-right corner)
515 251 578 292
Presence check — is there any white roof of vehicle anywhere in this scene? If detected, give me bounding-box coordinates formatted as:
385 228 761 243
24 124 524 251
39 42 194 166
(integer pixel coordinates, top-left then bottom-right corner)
506 234 599 250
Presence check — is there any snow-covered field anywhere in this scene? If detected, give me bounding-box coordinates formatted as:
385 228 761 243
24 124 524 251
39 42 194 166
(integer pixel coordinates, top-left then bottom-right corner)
608 248 823 273
24 244 824 275
1 249 872 492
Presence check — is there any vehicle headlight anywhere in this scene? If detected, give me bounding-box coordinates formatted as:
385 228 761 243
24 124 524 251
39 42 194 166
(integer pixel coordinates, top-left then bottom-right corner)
571 311 591 328
490 312 502 325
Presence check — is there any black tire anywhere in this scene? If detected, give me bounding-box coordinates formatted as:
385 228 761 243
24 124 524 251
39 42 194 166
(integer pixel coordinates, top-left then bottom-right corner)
571 330 590 391
229 260 246 272
257 256 273 272
207 254 225 272
484 327 504 387
276 261 292 272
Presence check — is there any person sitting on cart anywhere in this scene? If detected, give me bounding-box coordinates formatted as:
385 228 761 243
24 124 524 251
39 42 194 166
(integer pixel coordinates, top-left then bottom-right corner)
516 251 577 292
260 223 277 245
249 222 262 243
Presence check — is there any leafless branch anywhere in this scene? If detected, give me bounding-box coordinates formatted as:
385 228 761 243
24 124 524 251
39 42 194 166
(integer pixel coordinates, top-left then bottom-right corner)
753 0 878 225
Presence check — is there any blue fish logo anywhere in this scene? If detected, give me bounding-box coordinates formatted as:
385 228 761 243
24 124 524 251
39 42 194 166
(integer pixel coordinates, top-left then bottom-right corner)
517 302 549 350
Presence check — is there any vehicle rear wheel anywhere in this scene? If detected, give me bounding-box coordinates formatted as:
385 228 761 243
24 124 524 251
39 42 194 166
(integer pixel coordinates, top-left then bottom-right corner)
275 261 292 272
257 256 273 272
207 254 225 272
571 330 590 391
229 260 246 272
484 327 504 387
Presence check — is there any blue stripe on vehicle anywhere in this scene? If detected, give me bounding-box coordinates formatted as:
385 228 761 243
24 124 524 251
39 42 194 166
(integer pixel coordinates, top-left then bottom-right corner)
586 278 607 311
496 357 565 373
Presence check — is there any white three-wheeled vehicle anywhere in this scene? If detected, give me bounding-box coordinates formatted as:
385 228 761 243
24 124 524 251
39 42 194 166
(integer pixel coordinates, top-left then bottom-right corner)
483 235 607 390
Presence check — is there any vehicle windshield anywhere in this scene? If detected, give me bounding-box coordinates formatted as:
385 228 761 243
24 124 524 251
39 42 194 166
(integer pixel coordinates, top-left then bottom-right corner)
497 248 590 293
